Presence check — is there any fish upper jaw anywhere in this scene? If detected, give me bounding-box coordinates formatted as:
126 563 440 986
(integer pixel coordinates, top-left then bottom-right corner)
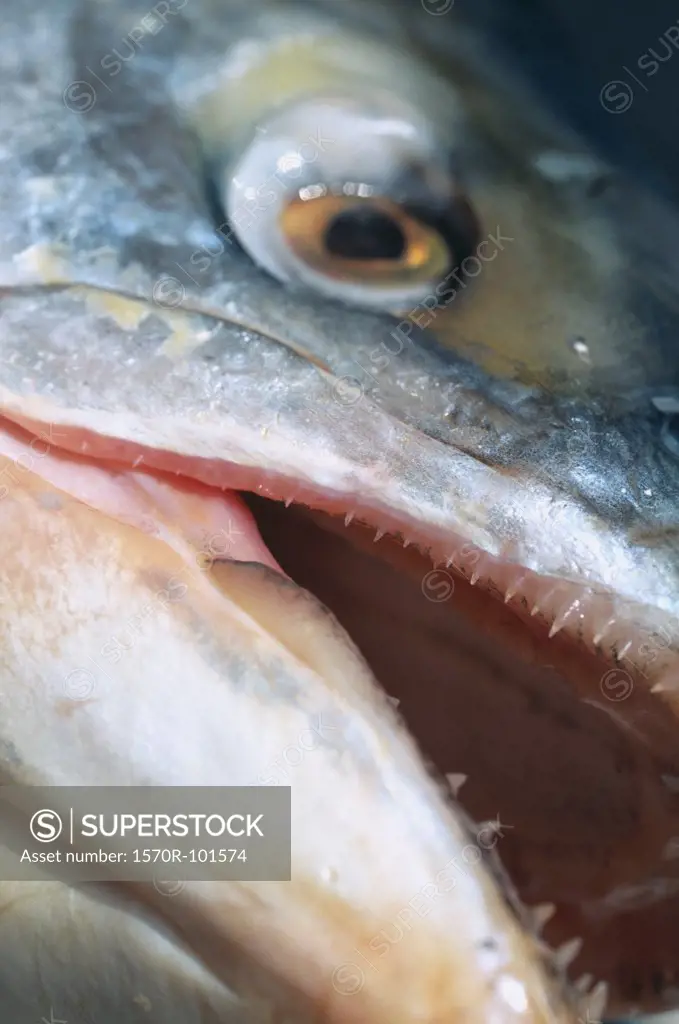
0 371 677 689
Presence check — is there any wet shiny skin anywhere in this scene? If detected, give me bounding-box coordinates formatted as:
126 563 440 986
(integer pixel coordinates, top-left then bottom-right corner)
0 0 679 1020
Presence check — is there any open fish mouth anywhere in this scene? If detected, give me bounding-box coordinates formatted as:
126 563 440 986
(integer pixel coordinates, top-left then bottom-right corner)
1 0 679 1021
0 348 678 1022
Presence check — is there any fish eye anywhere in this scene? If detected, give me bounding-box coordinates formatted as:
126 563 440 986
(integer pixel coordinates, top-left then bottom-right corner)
221 97 479 312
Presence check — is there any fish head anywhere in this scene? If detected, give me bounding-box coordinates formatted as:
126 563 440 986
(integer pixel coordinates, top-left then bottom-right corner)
1 0 679 1021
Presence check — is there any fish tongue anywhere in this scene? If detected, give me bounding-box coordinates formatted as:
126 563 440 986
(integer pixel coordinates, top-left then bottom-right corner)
0 415 283 573
0 423 575 1022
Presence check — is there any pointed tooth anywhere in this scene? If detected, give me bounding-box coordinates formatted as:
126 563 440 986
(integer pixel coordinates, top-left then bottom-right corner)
446 555 455 568
653 678 679 693
593 618 616 647
373 529 385 543
616 639 633 661
584 980 608 1022
344 512 354 527
531 587 558 617
574 973 593 994
528 902 556 933
402 538 411 549
470 569 481 586
548 599 581 638
553 936 582 970
530 585 561 617
386 695 400 708
445 773 468 797
284 496 294 508
504 573 528 603
476 815 509 841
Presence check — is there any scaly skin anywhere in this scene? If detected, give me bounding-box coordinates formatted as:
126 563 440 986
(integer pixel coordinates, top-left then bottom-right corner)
0 1 678 1020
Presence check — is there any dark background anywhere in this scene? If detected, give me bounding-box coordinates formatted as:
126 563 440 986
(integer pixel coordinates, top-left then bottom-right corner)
464 0 679 205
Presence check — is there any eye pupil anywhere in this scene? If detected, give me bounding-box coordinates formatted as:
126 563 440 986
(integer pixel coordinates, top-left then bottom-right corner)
324 206 406 262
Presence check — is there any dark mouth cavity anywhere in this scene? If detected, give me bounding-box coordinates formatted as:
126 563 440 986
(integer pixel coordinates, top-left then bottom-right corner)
245 491 679 1018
